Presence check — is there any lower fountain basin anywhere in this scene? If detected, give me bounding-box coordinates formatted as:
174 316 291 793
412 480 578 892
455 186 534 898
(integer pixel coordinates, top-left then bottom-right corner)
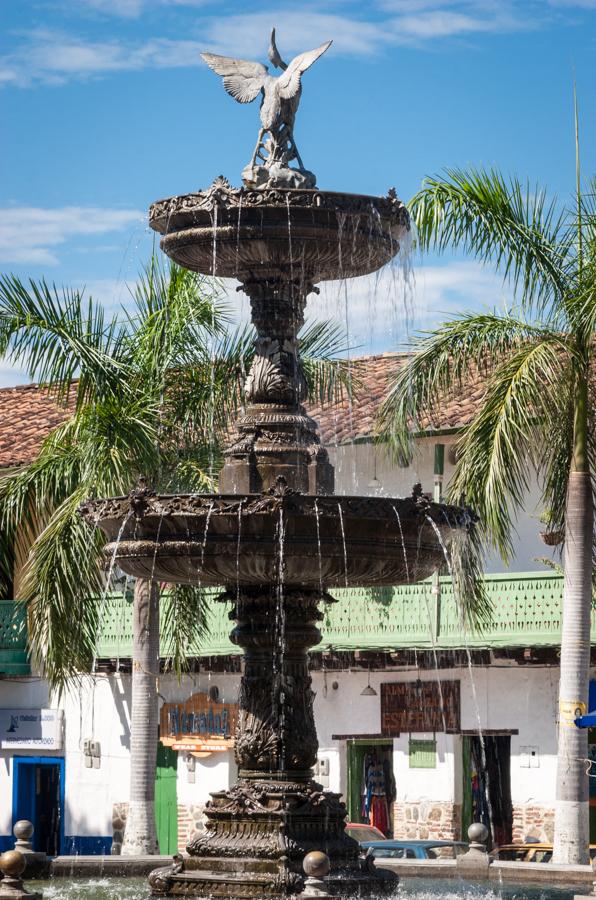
149 182 410 282
79 491 472 588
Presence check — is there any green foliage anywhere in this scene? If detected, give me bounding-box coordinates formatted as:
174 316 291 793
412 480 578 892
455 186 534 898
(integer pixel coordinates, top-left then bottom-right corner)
0 258 350 688
380 164 595 629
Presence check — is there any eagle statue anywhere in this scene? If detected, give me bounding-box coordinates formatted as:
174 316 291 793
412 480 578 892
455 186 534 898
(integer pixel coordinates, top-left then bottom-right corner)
201 29 332 188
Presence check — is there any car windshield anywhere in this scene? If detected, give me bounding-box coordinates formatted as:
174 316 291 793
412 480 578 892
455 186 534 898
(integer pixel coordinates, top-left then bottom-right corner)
426 844 467 859
346 826 386 842
371 847 413 859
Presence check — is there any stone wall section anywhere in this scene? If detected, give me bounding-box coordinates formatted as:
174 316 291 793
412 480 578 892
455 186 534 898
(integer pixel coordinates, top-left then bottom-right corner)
512 804 554 843
393 801 462 841
177 803 207 854
111 801 207 855
111 802 128 855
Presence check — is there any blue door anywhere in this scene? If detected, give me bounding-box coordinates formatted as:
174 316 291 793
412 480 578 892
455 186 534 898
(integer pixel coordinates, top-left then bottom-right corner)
12 757 65 855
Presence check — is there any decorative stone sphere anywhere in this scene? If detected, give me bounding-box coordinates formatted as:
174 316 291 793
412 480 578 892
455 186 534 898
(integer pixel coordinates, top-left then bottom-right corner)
13 820 34 841
303 851 330 878
0 849 26 877
468 822 488 844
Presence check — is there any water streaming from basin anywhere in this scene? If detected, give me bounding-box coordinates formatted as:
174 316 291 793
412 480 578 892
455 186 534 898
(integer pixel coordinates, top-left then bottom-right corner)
425 515 495 842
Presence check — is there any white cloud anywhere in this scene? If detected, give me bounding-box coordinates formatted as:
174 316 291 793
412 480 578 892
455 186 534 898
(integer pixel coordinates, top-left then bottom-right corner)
79 0 146 16
0 1 539 87
76 0 212 16
391 10 502 38
0 206 144 265
314 259 510 353
200 13 391 58
0 29 206 87
72 277 139 312
223 260 511 355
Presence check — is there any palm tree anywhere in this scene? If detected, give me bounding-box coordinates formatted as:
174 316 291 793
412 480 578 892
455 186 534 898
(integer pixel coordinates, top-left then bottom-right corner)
0 261 351 854
379 153 595 860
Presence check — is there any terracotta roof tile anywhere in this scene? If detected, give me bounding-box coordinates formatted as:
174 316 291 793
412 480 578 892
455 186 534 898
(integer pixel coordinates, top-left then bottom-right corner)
0 383 71 469
0 353 491 469
310 351 487 445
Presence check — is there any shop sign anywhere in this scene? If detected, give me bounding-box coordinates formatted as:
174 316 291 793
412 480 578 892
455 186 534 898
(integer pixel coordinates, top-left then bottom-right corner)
160 691 238 746
0 708 64 750
380 680 460 734
172 741 231 753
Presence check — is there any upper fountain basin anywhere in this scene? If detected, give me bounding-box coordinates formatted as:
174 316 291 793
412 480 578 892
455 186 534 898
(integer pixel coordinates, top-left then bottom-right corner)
79 490 472 589
149 179 410 283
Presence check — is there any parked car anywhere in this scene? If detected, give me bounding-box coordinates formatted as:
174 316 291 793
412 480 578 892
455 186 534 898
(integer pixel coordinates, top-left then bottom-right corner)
360 839 469 860
345 823 387 842
490 843 596 862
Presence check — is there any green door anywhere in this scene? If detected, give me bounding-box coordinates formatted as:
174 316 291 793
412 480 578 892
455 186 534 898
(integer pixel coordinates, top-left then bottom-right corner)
155 743 178 854
461 736 472 840
347 741 368 823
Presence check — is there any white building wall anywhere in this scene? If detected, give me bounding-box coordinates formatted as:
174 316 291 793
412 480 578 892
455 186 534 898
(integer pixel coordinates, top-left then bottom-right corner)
312 664 560 808
328 437 554 574
0 654 569 848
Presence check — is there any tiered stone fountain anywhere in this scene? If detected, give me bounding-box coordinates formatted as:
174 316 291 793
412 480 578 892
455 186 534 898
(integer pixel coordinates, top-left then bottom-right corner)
81 30 474 899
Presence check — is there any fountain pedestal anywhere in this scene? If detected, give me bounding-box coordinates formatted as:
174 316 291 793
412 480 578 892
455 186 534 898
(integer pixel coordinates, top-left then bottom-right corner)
149 590 369 897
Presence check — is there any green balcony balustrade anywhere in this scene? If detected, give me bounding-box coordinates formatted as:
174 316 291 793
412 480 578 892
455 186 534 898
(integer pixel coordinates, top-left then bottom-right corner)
0 600 30 676
4 573 588 671
93 571 590 660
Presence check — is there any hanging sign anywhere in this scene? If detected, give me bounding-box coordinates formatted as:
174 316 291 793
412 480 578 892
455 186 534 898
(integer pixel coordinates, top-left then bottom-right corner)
160 691 238 749
380 680 460 734
0 708 64 750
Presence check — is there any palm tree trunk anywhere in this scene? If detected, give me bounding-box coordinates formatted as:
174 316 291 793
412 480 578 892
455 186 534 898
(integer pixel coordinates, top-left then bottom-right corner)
121 578 160 855
553 373 593 865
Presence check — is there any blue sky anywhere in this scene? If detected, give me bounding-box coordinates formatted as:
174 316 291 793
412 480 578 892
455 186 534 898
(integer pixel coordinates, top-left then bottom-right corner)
1 0 595 385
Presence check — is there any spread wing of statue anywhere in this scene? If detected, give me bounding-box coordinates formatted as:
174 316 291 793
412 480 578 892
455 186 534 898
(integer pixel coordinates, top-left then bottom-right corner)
201 29 332 189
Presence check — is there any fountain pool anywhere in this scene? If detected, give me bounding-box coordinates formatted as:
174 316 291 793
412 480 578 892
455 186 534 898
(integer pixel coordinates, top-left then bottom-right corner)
34 878 582 900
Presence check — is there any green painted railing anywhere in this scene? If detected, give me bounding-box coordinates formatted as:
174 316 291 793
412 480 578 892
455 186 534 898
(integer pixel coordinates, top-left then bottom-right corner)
2 572 588 670
94 571 578 659
0 600 30 675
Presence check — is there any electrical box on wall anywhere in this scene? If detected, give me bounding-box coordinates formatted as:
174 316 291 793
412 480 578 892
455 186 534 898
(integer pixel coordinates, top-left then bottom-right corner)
83 739 102 769
186 753 196 783
520 745 539 768
313 757 330 787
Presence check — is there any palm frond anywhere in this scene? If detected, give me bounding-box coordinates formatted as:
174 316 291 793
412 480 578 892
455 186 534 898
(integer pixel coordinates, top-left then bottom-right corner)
0 275 129 406
377 311 562 464
161 585 210 675
410 168 568 312
449 524 493 631
299 319 355 406
540 368 575 542
18 490 105 691
128 260 230 382
449 337 574 561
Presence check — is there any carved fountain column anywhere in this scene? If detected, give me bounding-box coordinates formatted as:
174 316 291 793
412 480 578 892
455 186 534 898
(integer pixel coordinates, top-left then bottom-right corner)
219 277 334 496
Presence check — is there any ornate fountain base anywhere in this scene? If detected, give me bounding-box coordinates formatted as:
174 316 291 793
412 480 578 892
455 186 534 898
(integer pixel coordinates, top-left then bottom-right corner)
148 589 396 898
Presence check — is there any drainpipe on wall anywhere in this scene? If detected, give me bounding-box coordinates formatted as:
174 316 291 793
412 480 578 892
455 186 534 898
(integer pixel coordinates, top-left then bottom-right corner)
431 443 445 642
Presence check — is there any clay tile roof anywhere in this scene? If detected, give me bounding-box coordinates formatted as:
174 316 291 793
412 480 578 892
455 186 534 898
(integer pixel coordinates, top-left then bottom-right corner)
0 383 71 470
0 353 489 469
309 351 487 445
